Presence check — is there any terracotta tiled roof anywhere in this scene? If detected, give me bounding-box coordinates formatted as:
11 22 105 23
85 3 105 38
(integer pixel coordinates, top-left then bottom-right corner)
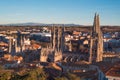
32 43 41 49
105 63 120 77
0 41 8 46
73 31 81 35
93 62 114 73
73 70 98 80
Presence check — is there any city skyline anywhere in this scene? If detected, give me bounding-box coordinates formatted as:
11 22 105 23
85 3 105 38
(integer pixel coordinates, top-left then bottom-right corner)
0 0 120 25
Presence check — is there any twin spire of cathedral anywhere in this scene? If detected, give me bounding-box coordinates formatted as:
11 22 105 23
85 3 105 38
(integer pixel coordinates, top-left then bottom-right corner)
93 13 100 34
89 13 103 63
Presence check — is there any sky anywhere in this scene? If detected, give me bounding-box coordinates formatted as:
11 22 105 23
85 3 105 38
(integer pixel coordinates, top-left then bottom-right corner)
0 0 120 25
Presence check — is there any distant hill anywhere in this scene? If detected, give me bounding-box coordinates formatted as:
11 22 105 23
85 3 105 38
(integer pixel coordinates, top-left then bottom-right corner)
2 23 120 28
1 22 81 27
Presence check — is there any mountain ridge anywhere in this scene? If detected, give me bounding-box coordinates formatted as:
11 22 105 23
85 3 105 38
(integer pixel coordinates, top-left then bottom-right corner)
0 22 81 26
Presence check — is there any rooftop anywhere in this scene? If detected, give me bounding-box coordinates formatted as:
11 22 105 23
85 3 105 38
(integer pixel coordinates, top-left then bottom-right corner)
105 62 120 77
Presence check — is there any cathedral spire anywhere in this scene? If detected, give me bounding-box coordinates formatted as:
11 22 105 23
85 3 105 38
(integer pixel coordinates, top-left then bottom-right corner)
93 13 100 34
53 25 56 50
57 27 60 51
89 13 103 63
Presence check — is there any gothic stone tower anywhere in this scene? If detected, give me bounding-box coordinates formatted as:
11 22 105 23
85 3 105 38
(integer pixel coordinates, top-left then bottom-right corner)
89 13 103 63
40 26 62 62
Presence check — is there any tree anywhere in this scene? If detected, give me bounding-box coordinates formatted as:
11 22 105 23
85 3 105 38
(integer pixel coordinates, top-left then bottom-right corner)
11 68 47 80
0 71 12 80
0 65 3 70
67 73 81 80
55 77 68 80
23 68 47 80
